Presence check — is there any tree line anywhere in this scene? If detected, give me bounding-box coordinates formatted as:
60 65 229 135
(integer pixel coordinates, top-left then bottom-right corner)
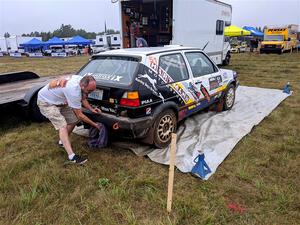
4 24 119 41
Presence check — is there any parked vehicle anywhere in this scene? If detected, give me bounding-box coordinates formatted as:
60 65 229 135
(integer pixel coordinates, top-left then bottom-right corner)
80 46 238 148
260 24 299 54
230 41 247 53
115 0 232 65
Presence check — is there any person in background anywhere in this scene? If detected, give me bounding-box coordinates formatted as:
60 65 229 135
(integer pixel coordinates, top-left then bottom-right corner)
37 75 101 164
136 37 148 48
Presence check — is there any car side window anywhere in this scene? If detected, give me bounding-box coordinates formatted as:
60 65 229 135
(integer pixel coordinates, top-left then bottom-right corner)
158 53 189 85
185 52 217 77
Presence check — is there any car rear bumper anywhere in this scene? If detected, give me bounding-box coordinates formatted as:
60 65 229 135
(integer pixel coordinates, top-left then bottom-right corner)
83 110 154 139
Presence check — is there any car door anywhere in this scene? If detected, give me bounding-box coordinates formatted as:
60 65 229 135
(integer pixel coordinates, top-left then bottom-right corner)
156 52 192 107
184 51 221 104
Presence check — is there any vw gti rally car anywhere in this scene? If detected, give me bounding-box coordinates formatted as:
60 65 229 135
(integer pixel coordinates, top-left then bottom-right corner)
79 46 238 148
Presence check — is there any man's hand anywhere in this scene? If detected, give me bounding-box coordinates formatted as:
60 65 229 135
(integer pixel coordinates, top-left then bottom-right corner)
91 107 101 114
95 123 102 130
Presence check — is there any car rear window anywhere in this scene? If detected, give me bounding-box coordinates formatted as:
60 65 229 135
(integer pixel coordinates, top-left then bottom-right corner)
78 56 140 86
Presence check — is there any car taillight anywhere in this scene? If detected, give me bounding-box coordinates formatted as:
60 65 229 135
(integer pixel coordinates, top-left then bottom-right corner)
120 91 140 107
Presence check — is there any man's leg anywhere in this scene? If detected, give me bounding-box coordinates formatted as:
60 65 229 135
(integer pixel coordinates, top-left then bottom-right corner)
59 126 74 155
67 122 77 135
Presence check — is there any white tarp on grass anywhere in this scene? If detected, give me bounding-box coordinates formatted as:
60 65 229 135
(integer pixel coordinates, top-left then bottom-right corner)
74 86 291 180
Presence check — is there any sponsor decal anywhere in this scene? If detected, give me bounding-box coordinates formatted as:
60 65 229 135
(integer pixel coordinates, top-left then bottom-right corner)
148 56 158 72
209 75 222 91
169 82 192 104
138 73 158 91
200 84 211 102
100 106 116 113
188 82 202 100
158 67 174 84
141 99 153 105
86 73 123 82
135 77 164 101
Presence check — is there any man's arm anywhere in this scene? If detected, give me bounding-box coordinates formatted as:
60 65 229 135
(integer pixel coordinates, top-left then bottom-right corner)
82 98 101 114
73 108 99 129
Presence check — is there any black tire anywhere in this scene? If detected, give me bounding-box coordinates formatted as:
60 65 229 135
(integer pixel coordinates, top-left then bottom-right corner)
153 109 177 148
222 52 231 66
30 94 47 122
223 84 235 111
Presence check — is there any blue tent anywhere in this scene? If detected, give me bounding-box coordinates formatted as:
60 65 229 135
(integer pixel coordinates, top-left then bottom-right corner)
243 26 264 37
20 38 43 47
44 37 65 46
65 35 92 45
20 38 44 52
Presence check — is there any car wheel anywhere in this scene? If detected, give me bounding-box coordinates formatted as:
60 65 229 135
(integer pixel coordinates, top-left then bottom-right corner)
30 94 47 122
223 84 235 111
153 109 177 148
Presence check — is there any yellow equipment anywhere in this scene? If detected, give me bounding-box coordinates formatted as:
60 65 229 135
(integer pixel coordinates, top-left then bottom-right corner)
260 24 298 54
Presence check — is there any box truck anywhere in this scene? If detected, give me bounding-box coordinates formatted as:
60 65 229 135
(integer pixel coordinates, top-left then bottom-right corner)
113 0 232 65
260 24 299 54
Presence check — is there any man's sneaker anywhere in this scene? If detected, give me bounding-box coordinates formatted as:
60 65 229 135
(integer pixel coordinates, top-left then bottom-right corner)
69 155 88 165
58 140 64 148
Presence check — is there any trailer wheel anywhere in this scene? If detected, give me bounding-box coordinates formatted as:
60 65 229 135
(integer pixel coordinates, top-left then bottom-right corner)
222 52 231 66
30 94 47 122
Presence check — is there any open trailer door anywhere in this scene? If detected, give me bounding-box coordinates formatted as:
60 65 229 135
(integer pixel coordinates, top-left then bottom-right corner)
119 0 173 48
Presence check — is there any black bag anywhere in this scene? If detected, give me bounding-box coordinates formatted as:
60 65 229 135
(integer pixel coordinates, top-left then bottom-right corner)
88 123 108 148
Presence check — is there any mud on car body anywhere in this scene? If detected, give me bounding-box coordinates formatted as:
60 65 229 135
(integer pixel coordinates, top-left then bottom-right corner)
78 46 238 148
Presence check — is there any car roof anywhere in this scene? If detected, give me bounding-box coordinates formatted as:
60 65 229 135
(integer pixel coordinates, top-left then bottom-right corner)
93 46 202 57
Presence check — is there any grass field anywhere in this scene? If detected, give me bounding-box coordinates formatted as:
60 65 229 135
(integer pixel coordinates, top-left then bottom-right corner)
0 53 299 225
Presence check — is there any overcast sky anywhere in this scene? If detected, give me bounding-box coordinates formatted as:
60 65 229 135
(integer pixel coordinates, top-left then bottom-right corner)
0 0 299 35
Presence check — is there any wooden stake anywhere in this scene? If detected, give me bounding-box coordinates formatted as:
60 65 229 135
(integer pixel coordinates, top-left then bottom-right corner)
167 133 177 213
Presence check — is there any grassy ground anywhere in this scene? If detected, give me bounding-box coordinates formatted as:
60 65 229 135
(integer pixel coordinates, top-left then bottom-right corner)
0 53 299 225
0 55 90 76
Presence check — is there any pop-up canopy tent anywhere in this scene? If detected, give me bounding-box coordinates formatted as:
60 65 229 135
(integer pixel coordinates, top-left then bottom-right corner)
20 38 44 52
224 25 251 37
243 26 264 37
65 35 92 45
43 37 65 47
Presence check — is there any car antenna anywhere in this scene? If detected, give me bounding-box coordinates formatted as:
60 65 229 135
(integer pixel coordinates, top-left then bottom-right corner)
202 41 209 51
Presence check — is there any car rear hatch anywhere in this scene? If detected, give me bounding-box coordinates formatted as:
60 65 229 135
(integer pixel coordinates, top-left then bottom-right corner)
77 55 142 116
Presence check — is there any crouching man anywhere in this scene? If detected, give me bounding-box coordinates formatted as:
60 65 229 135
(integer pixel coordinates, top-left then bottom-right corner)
37 75 101 164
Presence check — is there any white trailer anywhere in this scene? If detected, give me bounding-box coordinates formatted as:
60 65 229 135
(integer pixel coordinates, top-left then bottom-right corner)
95 34 121 48
0 37 7 53
115 0 232 65
4 36 42 53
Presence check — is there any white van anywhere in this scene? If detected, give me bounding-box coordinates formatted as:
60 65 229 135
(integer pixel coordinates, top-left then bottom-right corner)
114 0 232 65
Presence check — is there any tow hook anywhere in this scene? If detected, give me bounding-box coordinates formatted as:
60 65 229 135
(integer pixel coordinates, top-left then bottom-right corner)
113 122 119 130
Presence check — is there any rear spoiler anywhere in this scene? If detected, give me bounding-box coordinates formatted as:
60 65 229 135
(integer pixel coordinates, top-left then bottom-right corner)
0 71 39 85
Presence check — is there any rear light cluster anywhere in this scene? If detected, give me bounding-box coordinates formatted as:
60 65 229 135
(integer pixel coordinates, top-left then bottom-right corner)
120 91 140 107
